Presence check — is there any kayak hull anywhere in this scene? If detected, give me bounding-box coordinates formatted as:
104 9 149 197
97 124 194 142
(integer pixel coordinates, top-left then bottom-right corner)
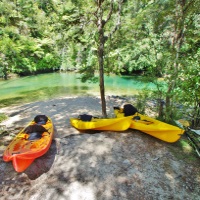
70 116 132 132
114 110 184 143
3 117 54 172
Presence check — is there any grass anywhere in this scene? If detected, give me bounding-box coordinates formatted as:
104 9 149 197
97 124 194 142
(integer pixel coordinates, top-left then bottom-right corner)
168 137 199 161
0 113 8 123
0 86 89 108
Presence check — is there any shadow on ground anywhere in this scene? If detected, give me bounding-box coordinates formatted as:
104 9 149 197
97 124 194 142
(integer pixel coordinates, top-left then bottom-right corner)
0 96 200 200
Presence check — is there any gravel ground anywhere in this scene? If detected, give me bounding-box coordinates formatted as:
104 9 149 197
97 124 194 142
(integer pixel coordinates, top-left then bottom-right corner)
0 96 200 200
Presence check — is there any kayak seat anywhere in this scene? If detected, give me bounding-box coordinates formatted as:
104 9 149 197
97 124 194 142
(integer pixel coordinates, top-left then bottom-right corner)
28 132 42 140
124 104 138 116
79 114 93 122
133 116 141 120
34 115 48 125
24 124 47 134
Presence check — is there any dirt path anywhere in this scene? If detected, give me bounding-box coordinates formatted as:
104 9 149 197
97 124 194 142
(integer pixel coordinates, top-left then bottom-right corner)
0 96 200 200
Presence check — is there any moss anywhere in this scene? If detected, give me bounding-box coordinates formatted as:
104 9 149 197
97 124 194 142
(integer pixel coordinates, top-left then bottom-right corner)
0 113 8 123
0 86 89 108
167 138 199 161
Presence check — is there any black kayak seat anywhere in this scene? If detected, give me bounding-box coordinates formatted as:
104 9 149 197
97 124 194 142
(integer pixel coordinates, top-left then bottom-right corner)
34 115 48 124
28 132 42 140
79 114 93 122
37 120 46 125
123 104 138 116
133 116 141 120
24 124 47 134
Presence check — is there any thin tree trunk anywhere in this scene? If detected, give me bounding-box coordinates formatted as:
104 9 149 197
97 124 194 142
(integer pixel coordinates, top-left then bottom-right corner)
165 0 185 121
94 0 122 117
98 20 107 117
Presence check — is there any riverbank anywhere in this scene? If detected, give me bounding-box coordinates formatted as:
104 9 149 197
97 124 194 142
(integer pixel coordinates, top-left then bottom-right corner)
0 72 158 108
0 96 200 199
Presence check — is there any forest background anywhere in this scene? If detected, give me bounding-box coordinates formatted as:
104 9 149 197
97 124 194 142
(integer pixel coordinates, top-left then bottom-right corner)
0 0 199 128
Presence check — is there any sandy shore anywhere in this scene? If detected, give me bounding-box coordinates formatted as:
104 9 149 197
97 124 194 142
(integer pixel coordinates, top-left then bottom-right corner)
0 96 200 200
0 95 127 138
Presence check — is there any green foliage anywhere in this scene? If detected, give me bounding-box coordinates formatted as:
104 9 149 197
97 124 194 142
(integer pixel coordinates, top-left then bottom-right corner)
135 89 150 114
0 113 7 123
0 0 199 126
0 0 60 77
79 64 98 83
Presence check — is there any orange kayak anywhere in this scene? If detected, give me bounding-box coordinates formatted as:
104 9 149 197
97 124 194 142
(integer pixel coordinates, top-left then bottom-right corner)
3 115 54 172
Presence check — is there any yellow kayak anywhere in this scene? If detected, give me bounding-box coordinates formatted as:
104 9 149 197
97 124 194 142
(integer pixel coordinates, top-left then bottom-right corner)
70 115 132 132
114 107 185 143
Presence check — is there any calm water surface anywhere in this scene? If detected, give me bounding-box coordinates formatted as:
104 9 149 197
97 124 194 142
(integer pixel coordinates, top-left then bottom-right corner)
0 72 156 101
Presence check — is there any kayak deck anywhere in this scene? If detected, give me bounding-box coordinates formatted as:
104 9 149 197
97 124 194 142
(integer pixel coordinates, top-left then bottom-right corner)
114 109 184 143
3 117 54 172
70 116 132 132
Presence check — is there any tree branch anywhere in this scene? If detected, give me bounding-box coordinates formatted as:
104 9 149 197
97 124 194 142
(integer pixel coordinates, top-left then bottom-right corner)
108 0 123 39
105 0 114 24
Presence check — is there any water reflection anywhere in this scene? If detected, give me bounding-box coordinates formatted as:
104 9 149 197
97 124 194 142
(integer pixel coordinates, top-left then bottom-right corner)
0 72 157 102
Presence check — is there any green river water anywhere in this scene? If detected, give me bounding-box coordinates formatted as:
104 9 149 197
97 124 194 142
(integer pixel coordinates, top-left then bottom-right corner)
0 72 156 107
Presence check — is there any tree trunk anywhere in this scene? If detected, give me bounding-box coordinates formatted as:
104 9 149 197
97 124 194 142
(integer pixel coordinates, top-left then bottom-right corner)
98 22 107 117
165 0 185 121
94 0 123 117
